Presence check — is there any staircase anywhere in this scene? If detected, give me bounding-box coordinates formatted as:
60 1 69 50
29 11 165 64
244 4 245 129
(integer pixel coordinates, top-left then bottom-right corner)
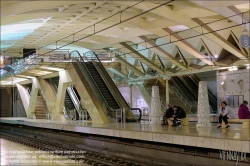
85 62 120 110
169 92 192 114
145 78 192 114
35 96 47 119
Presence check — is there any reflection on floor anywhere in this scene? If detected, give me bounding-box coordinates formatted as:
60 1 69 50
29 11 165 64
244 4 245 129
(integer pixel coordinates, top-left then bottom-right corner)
0 138 89 166
1 117 249 140
1 117 249 153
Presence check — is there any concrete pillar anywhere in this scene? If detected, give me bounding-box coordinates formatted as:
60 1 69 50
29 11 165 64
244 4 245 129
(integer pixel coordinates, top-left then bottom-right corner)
196 81 212 128
38 79 56 115
16 84 30 115
150 86 161 124
27 78 41 119
53 70 72 121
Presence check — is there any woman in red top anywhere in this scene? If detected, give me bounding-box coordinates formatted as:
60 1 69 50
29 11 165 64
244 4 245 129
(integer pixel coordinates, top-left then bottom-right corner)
238 101 250 119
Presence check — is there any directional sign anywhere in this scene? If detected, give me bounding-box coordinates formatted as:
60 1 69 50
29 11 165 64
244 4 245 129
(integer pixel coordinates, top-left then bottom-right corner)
239 34 250 48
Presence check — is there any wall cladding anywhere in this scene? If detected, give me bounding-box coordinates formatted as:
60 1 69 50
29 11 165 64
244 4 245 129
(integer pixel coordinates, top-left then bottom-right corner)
217 69 250 117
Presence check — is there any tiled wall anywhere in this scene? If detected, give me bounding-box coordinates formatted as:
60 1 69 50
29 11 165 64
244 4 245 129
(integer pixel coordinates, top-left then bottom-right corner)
217 69 250 117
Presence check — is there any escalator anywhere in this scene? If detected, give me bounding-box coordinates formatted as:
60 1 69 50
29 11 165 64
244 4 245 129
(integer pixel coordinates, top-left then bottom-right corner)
85 62 120 110
49 77 87 120
171 74 217 113
188 74 217 112
171 76 197 102
72 50 141 122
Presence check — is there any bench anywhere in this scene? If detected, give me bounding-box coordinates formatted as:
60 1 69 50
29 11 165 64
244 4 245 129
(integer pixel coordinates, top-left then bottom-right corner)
167 117 189 126
222 119 250 129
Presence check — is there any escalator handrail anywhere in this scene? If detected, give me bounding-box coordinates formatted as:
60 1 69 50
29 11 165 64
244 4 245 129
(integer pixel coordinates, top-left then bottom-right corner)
71 50 114 118
91 60 128 114
67 86 89 118
90 51 141 121
72 50 141 121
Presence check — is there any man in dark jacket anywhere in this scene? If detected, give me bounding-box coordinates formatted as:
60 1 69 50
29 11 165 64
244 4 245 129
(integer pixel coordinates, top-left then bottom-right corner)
162 106 174 125
172 105 186 126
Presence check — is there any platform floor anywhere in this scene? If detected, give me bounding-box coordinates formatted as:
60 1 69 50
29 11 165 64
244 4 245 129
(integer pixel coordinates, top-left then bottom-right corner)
0 138 89 165
0 117 249 153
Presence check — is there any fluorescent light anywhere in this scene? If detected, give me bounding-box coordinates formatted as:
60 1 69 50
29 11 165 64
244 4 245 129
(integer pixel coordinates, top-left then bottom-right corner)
221 82 224 85
39 66 64 71
228 67 238 71
214 54 218 58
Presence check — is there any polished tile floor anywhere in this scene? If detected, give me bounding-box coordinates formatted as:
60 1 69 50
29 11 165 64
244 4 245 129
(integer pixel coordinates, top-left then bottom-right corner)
1 117 249 141
0 138 89 166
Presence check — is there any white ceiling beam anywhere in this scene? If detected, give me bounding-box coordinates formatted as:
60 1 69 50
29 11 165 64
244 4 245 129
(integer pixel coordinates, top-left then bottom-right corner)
119 42 165 74
115 2 247 61
1 1 87 17
162 28 214 65
107 68 127 78
26 2 107 46
188 1 250 31
1 12 76 25
192 18 248 60
115 55 145 76
176 46 188 67
139 36 188 70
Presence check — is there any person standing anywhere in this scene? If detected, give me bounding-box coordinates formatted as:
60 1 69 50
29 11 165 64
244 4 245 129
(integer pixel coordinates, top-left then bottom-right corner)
172 105 186 126
238 101 250 119
217 101 235 129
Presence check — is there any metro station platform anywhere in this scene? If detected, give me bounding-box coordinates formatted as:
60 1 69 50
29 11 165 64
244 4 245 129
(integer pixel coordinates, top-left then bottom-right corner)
1 117 249 153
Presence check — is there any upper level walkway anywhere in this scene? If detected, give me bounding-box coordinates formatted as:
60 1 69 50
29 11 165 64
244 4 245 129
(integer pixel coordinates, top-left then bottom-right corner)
1 117 249 153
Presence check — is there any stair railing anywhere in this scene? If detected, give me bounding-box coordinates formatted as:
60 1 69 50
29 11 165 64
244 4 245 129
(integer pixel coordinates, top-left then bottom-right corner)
89 51 142 121
170 85 193 112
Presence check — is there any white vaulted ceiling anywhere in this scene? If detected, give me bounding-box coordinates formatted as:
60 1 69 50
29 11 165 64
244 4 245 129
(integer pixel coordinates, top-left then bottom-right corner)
0 0 249 78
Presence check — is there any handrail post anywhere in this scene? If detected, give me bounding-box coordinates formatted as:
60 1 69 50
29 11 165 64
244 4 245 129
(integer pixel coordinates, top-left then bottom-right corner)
116 110 118 124
123 107 126 124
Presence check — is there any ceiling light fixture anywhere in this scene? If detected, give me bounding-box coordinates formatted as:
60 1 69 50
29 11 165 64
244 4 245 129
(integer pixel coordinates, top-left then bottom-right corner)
228 67 238 71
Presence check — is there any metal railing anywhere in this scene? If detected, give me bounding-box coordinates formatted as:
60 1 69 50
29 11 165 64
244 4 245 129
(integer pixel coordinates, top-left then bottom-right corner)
1 53 42 80
0 52 114 81
170 85 193 112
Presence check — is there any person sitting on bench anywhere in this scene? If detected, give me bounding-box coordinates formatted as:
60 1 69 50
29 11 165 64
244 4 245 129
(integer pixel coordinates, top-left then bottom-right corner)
217 101 235 129
238 101 250 119
162 104 174 125
172 105 186 127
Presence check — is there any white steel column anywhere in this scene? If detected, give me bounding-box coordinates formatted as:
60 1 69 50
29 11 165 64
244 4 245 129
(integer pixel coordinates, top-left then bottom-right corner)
163 76 171 104
130 85 133 107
